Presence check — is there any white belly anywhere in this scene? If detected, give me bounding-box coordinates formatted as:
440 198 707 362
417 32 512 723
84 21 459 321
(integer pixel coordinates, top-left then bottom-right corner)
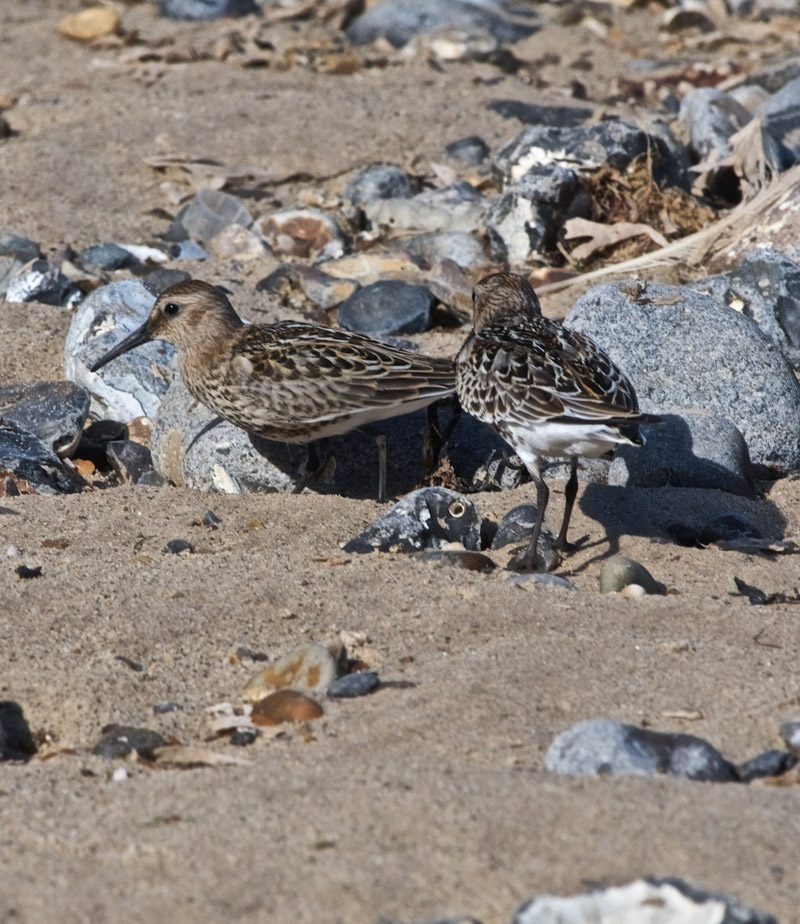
505 420 628 466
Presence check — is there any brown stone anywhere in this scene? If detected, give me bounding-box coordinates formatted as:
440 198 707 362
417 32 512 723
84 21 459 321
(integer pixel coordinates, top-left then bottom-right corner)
251 690 323 726
57 8 119 42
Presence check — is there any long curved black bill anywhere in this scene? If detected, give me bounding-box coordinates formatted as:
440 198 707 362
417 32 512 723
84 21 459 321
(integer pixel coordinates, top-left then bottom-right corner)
89 322 153 373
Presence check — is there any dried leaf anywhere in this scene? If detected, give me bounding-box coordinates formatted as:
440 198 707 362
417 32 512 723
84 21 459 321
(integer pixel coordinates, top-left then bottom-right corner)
714 537 798 554
564 218 668 261
151 745 250 768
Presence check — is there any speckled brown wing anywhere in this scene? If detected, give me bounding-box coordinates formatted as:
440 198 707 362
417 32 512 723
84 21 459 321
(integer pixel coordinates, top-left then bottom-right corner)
456 316 645 430
208 321 455 438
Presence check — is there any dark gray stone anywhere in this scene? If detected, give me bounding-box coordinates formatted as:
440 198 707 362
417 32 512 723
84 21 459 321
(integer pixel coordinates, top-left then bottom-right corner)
400 232 486 270
327 671 380 699
338 280 436 336
445 135 490 165
494 121 684 187
157 0 257 19
678 87 752 162
345 165 413 208
444 412 528 491
163 538 194 554
747 55 800 94
79 243 136 271
365 183 486 235
0 233 40 264
5 259 80 307
694 250 800 369
485 164 582 264
487 99 592 127
0 422 86 494
178 189 252 245
342 487 482 553
544 718 738 781
0 701 36 761
699 513 763 545
489 505 559 572
608 411 756 497
92 724 166 760
0 381 90 458
139 267 192 294
346 0 538 48
736 749 797 782
107 439 154 483
514 878 778 924
566 281 800 472
64 279 177 422
152 701 178 714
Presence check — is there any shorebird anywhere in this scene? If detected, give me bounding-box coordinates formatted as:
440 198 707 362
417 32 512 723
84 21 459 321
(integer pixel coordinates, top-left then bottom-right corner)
90 280 455 502
456 272 659 571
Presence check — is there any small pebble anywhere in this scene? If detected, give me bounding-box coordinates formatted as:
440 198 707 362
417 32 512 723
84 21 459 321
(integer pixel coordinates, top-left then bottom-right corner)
158 0 258 19
230 728 258 746
0 233 40 264
107 440 154 483
736 749 798 782
445 135 490 165
79 243 136 271
152 701 178 715
251 690 324 726
338 280 436 337
508 572 576 591
202 509 222 529
15 565 42 580
92 724 166 760
163 538 194 555
167 240 208 261
328 671 380 699
256 208 342 259
345 164 413 208
178 189 253 245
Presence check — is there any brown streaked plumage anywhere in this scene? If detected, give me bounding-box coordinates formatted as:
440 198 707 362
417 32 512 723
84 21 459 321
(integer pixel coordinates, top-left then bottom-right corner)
456 272 660 571
90 280 456 501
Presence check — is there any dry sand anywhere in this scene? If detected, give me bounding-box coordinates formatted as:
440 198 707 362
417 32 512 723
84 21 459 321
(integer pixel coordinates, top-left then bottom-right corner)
2 3 800 922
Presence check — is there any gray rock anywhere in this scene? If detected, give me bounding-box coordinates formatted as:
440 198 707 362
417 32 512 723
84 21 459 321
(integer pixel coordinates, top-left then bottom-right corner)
342 487 482 553
345 165 413 208
489 505 559 571
736 749 797 782
79 243 136 271
139 267 192 294
0 256 22 294
365 183 486 235
566 281 800 472
485 164 582 263
327 672 380 699
445 135 490 166
167 240 208 261
5 259 80 307
609 411 756 497
544 718 738 781
107 440 154 483
346 0 537 48
338 280 436 336
151 378 440 499
400 232 487 270
761 75 800 165
598 554 666 595
678 86 752 162
0 381 90 458
157 0 257 19
0 232 40 264
179 189 253 245
163 538 193 554
694 250 800 369
514 878 778 924
508 572 576 591
747 56 800 95
64 279 177 422
0 422 86 495
780 719 800 753
92 724 166 760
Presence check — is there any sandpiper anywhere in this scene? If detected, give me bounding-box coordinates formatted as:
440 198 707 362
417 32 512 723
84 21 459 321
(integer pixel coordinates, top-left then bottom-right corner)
456 272 659 571
90 280 456 501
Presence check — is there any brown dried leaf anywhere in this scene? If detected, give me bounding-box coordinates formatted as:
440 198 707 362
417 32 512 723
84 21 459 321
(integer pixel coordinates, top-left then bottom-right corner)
151 745 250 768
565 218 668 261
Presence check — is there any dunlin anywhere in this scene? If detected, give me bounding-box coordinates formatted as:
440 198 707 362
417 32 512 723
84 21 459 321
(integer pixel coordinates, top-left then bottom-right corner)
456 272 659 571
90 280 455 501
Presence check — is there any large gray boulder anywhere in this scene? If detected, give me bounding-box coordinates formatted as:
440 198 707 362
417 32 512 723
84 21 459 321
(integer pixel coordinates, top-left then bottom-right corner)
567 281 800 473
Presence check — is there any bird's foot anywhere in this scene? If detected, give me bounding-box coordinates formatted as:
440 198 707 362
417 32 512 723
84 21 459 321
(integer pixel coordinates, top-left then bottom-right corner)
508 544 562 574
552 533 590 556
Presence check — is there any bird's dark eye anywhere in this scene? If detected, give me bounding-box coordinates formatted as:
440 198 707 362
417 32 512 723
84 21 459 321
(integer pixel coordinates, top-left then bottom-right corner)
163 302 181 317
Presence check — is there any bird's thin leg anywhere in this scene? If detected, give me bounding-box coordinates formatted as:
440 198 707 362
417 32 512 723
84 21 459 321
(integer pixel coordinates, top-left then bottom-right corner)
554 457 579 551
359 425 388 503
516 460 549 572
292 440 324 495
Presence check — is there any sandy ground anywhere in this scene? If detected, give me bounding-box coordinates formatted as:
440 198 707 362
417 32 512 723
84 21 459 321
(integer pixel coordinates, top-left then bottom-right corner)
2 3 800 923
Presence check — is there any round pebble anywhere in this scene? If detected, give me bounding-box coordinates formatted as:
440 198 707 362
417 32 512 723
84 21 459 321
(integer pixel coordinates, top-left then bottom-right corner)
163 538 193 554
251 690 324 726
599 554 665 595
